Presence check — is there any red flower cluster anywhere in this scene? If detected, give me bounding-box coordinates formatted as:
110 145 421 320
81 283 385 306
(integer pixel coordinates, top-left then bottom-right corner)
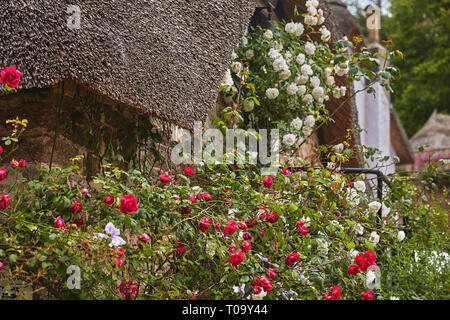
349 251 377 275
119 281 137 299
223 220 238 235
251 275 273 294
324 286 341 300
262 176 273 188
362 289 374 300
70 201 83 214
159 172 170 184
265 212 279 223
119 195 138 215
228 251 244 268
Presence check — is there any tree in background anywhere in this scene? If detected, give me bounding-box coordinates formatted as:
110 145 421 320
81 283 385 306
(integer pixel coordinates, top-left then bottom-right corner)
342 0 450 137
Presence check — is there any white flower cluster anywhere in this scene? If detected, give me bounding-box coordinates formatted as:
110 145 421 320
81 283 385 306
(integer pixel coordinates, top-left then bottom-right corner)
285 22 304 37
304 0 325 26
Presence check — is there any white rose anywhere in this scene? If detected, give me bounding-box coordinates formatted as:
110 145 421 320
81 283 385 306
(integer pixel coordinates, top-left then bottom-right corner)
265 88 279 100
325 75 335 86
296 53 306 65
273 57 288 72
231 50 238 60
287 83 298 95
297 85 307 96
312 86 324 101
295 74 309 85
304 115 315 128
302 93 313 104
263 29 273 40
368 201 382 214
245 49 254 59
243 99 255 112
252 289 267 300
283 133 297 146
354 180 366 193
334 143 345 154
305 42 316 55
349 249 359 259
310 76 320 88
340 86 347 96
231 61 242 74
279 69 291 80
304 15 318 26
268 48 281 59
369 231 380 246
221 69 234 89
274 42 283 51
285 22 297 34
301 64 313 76
291 117 303 130
354 223 364 235
397 230 406 242
294 23 304 36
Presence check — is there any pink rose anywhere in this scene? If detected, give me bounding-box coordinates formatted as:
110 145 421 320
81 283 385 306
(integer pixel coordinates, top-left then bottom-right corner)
241 240 251 253
0 194 10 210
54 216 65 228
0 167 7 181
282 168 291 176
139 234 150 243
119 195 138 215
362 289 373 300
202 192 212 202
199 217 212 232
184 166 194 176
1 66 22 88
159 172 170 184
267 268 276 279
105 194 115 206
262 176 273 188
81 188 89 196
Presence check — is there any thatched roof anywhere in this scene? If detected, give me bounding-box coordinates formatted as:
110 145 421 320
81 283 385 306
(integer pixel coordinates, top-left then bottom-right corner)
410 110 450 151
326 0 362 40
0 0 256 130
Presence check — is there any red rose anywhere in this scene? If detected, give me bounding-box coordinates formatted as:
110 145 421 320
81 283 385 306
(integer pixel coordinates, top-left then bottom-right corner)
241 240 251 253
74 217 84 227
254 286 262 294
261 277 273 293
297 219 305 227
202 192 212 201
286 252 299 266
246 218 258 229
115 258 123 269
189 195 196 204
159 172 170 184
223 220 238 235
177 242 184 255
0 194 10 210
184 166 194 176
70 201 83 214
365 250 376 265
139 234 150 243
243 232 252 240
355 253 369 271
265 212 279 223
54 216 65 228
267 268 276 279
0 262 3 271
238 222 248 231
324 286 341 300
0 146 3 155
1 66 22 88
262 176 273 188
228 251 244 268
119 281 137 299
224 198 232 203
362 289 374 300
282 168 291 176
18 159 26 168
199 217 212 231
119 195 138 215
260 229 266 238
105 194 115 206
347 264 361 276
298 226 309 237
0 167 7 181
180 207 191 215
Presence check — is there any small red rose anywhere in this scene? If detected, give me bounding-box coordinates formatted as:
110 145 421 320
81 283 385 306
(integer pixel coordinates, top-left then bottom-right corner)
0 194 10 210
0 167 7 181
139 234 150 243
18 159 26 168
202 192 212 201
241 240 252 253
199 217 212 232
262 176 273 188
223 220 238 235
105 194 115 206
228 251 245 268
362 289 374 300
347 264 361 276
184 166 194 176
159 172 170 184
286 252 299 266
70 201 83 214
119 195 138 215
267 269 276 279
1 66 22 88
